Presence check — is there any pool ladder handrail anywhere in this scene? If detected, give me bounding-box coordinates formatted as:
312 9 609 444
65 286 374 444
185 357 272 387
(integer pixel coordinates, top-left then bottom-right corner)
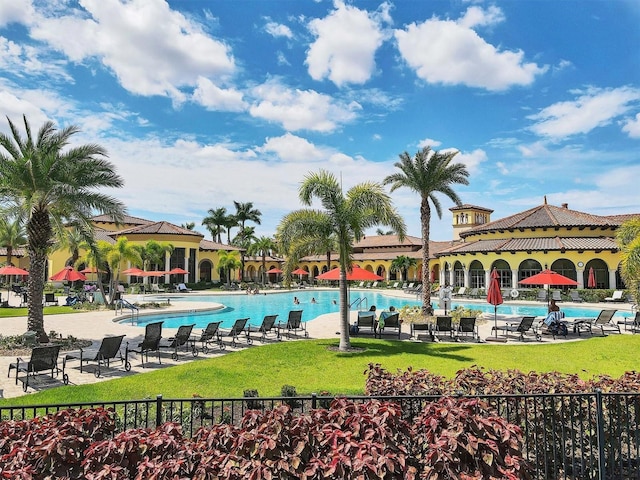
350 297 368 310
116 298 139 322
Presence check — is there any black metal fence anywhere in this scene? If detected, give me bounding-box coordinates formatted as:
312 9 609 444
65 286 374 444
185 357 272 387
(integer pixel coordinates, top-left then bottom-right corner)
2 391 639 479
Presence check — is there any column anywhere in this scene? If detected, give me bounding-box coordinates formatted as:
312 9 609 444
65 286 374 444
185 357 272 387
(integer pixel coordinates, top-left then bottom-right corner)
484 270 491 290
608 269 617 290
463 268 469 288
576 268 584 289
511 270 518 290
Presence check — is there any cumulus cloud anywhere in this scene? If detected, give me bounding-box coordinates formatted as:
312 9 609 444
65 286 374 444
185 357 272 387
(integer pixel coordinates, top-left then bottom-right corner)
0 0 34 27
418 137 442 148
306 1 386 87
192 76 247 112
528 86 640 139
622 112 640 138
259 133 326 162
453 148 487 175
394 6 546 91
265 20 293 39
249 79 359 132
29 0 236 103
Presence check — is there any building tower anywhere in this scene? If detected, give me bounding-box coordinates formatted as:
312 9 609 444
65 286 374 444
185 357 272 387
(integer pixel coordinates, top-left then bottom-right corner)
450 204 493 240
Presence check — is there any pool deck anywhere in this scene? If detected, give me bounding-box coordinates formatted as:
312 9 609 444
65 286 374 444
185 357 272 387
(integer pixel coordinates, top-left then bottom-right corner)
0 288 635 400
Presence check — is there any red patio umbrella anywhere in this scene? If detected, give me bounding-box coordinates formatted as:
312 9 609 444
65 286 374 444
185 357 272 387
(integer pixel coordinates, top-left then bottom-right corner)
266 267 283 274
50 266 87 282
0 265 29 276
291 268 309 276
80 267 106 274
140 270 167 277
122 267 144 275
316 265 383 281
587 267 596 289
487 268 504 341
168 267 189 275
519 269 578 307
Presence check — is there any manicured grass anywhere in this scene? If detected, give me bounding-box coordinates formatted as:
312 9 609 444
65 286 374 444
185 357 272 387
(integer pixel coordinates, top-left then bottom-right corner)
2 334 639 407
0 306 79 317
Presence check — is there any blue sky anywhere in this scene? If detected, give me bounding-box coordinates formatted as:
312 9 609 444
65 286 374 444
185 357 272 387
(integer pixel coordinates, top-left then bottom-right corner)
0 0 638 241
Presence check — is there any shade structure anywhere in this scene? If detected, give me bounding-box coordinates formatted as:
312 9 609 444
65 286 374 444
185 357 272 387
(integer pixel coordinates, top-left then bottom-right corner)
122 267 144 275
140 270 167 277
291 268 309 276
80 267 106 274
266 268 283 274
486 268 505 341
587 267 596 289
50 266 87 282
168 267 189 275
0 265 29 276
519 269 578 308
316 265 383 281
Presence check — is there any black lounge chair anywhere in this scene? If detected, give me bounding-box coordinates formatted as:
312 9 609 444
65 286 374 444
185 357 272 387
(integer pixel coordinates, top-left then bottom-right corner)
434 316 454 339
8 345 68 392
458 317 478 340
44 292 58 306
617 311 640 333
498 316 540 341
356 311 377 337
569 290 583 303
161 324 197 360
573 309 619 336
278 310 308 338
249 315 280 342
68 335 131 377
198 321 225 353
130 321 163 367
378 312 401 339
220 318 252 347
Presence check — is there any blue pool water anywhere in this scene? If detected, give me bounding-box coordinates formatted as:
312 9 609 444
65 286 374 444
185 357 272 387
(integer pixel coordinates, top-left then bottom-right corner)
121 290 631 329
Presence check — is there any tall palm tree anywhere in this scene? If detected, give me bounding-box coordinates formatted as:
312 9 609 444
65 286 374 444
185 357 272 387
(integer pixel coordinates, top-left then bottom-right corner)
56 225 91 267
247 236 277 285
0 115 125 341
224 213 237 245
277 170 406 351
202 207 228 243
133 240 174 288
180 222 196 231
616 218 640 305
234 201 262 231
384 147 469 315
78 237 109 302
99 236 140 305
217 250 241 288
0 216 26 267
390 255 417 282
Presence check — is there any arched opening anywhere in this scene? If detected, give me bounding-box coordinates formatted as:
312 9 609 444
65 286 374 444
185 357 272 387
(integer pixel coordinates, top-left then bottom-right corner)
584 259 609 289
550 258 576 281
453 261 464 288
469 260 485 289
518 259 543 282
199 260 213 282
491 259 511 288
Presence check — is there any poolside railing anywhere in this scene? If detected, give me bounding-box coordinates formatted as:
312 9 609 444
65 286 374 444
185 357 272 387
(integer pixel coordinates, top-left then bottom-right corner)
2 391 639 479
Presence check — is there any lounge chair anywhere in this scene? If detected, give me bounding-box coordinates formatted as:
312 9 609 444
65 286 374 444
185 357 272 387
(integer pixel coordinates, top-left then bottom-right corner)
458 317 478 340
551 290 563 302
536 290 548 302
617 312 640 333
151 283 166 293
130 321 163 367
388 282 399 289
498 316 540 341
278 310 308 338
403 283 415 293
8 345 68 392
369 281 379 289
569 290 583 303
356 311 377 337
177 283 192 292
434 316 454 339
161 324 197 360
572 309 619 336
248 314 280 342
466 288 479 298
68 335 131 378
44 293 58 306
198 321 225 353
537 311 568 340
220 318 252 347
378 312 401 339
452 287 466 297
604 291 624 302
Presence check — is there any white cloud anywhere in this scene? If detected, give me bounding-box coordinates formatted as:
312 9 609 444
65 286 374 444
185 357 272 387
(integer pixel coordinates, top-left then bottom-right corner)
306 1 386 87
496 161 509 175
528 86 640 139
418 138 442 148
622 112 640 138
458 5 505 28
394 6 546 91
0 0 34 27
259 133 326 162
29 0 236 103
0 36 71 80
453 148 487 175
264 20 293 39
249 79 358 132
192 76 246 112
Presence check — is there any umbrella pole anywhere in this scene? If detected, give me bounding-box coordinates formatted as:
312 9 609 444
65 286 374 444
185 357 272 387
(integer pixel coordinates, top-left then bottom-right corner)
494 306 498 338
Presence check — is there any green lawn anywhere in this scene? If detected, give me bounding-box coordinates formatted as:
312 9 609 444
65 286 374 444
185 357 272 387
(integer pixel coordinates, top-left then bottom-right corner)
2 334 639 407
0 305 79 317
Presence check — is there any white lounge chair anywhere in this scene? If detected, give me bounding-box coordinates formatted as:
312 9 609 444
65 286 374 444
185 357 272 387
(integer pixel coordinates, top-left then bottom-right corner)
604 290 624 302
452 287 466 297
177 283 192 292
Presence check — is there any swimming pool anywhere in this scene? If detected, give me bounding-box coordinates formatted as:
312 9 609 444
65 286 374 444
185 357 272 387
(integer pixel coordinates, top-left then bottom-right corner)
120 290 631 329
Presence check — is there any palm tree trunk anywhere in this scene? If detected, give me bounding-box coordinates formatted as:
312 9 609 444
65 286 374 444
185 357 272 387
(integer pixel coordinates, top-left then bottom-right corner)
339 268 351 350
421 198 433 315
26 209 51 342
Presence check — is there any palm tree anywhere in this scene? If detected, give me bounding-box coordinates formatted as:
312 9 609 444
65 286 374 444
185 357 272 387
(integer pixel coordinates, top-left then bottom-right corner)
390 255 417 282
277 170 406 351
202 207 228 243
133 240 174 288
234 201 262 231
0 216 26 267
99 237 140 305
384 147 469 315
78 237 109 302
56 225 91 267
217 250 241 288
0 115 125 341
181 222 196 231
248 236 277 285
376 228 394 235
616 218 640 305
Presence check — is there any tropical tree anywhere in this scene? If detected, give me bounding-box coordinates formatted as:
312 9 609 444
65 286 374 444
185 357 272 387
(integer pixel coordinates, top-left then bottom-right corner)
0 115 125 341
376 228 394 235
223 213 237 245
384 147 469 315
616 218 640 304
277 170 406 351
99 237 140 305
56 224 91 267
202 207 228 243
248 236 277 285
133 240 174 288
390 255 417 282
181 222 195 231
0 216 26 267
234 201 262 231
217 249 241 288
78 237 109 302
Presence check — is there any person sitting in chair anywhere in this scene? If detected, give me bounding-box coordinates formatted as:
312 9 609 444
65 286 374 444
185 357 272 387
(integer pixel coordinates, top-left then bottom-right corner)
543 300 567 335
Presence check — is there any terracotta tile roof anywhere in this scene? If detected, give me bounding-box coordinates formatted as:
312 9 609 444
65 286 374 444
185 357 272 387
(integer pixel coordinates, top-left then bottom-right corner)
437 236 618 255
449 203 494 213
604 213 640 223
91 214 153 226
300 240 447 261
94 228 116 244
354 234 423 249
461 203 620 238
199 239 243 252
113 221 204 238
0 247 27 257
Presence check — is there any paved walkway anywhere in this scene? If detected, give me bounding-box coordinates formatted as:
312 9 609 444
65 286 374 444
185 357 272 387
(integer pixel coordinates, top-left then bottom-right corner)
0 289 635 399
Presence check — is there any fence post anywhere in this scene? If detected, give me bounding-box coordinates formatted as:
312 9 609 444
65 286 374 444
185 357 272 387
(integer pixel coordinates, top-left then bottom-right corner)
595 389 606 480
311 392 317 409
156 394 163 428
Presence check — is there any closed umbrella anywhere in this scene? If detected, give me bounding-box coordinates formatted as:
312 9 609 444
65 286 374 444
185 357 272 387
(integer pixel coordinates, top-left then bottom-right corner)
50 266 87 282
487 268 505 342
587 267 596 289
